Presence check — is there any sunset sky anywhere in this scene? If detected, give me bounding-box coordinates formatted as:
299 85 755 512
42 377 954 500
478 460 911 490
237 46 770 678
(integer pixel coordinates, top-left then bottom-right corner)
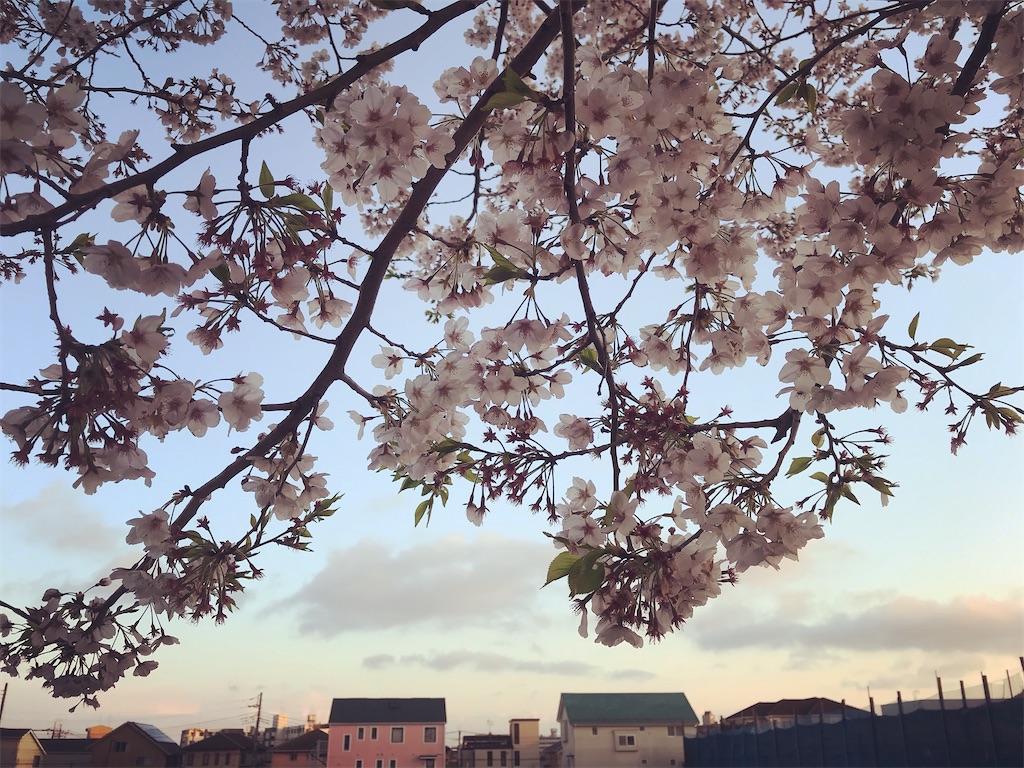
2 3 1023 749
3 254 1021 744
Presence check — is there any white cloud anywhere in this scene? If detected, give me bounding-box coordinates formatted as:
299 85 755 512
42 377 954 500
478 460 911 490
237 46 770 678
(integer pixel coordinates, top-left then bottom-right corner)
693 594 1023 654
362 649 656 680
275 533 560 634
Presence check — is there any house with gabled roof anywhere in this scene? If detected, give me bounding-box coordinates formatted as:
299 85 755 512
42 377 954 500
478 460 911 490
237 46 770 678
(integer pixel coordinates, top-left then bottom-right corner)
721 697 868 728
38 737 93 766
326 698 445 768
1 727 46 768
556 693 699 768
89 722 180 767
181 731 266 766
269 729 328 767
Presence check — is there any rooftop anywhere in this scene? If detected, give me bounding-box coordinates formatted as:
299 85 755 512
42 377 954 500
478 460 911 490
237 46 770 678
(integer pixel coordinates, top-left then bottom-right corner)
329 698 447 725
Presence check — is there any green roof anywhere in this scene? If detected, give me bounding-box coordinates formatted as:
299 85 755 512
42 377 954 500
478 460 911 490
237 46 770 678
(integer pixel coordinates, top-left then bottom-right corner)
558 693 699 726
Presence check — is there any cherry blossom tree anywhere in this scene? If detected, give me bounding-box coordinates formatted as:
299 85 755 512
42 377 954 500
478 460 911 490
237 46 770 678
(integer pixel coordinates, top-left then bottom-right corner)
1 0 1022 708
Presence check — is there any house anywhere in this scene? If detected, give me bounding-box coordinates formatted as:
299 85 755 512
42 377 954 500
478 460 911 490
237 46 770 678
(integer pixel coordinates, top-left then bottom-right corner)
721 697 869 729
1 728 46 767
556 693 699 768
38 737 93 767
89 722 181 767
270 729 329 767
181 731 267 767
458 734 512 767
508 719 541 768
326 698 446 768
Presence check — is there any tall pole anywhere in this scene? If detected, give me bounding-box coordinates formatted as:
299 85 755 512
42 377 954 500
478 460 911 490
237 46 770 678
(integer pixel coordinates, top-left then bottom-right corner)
0 682 7 725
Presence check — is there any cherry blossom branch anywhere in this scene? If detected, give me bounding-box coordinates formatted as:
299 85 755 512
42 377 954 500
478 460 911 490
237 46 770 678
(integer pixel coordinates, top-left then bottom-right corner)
559 0 621 490
727 0 932 164
4 0 490 237
951 4 1007 96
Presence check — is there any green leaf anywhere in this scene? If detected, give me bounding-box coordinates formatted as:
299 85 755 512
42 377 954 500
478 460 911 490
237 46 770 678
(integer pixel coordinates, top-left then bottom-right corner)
809 471 830 484
786 456 813 477
503 69 539 99
276 193 321 212
803 83 818 112
775 81 799 106
577 347 602 373
810 429 824 448
567 550 606 596
484 91 530 112
321 184 334 211
864 475 895 497
482 244 526 284
544 552 581 587
840 485 860 505
414 498 431 526
908 312 920 340
259 161 275 199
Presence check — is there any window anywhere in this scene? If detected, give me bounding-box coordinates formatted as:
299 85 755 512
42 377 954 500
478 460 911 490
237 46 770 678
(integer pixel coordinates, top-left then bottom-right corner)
514 752 520 767
225 756 231 766
614 733 638 752
389 761 396 768
501 752 507 767
639 726 645 731
376 761 383 768
344 734 352 751
591 727 598 736
113 742 128 753
487 751 494 767
390 727 404 744
371 727 378 740
202 755 210 766
358 727 365 740
671 761 677 766
355 761 362 768
289 755 297 762
214 755 220 766
667 726 683 736
424 726 437 743
513 723 520 744
424 760 435 768
187 758 195 766
136 759 147 767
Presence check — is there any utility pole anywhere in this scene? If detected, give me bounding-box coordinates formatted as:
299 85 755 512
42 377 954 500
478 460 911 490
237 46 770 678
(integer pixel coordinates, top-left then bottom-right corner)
249 692 263 767
0 682 7 725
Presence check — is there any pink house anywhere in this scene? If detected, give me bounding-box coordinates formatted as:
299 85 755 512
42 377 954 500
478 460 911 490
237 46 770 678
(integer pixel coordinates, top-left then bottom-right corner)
327 698 446 768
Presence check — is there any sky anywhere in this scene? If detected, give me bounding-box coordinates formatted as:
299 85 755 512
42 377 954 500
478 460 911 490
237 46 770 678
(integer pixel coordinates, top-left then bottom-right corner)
1 1 1023 749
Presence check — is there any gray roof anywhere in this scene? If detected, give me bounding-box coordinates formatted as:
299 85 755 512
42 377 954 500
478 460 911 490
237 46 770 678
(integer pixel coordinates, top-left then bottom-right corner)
558 693 698 726
271 730 329 753
329 698 446 724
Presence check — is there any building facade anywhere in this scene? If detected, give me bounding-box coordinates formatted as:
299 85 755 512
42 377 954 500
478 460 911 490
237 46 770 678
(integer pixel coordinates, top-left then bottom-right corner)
326 698 446 768
556 693 699 768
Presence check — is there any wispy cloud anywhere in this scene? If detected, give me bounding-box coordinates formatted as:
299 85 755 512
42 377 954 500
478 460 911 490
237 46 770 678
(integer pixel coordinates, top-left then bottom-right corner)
362 650 656 680
693 594 1023 654
2 482 123 553
274 534 559 634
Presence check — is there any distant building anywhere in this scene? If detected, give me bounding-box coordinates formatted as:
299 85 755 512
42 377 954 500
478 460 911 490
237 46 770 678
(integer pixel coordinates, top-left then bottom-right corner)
181 731 267 767
269 729 328 767
509 719 541 768
1 728 46 768
89 722 180 767
181 729 211 747
556 693 699 768
326 698 446 768
721 697 869 729
38 737 92 767
459 734 512 767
